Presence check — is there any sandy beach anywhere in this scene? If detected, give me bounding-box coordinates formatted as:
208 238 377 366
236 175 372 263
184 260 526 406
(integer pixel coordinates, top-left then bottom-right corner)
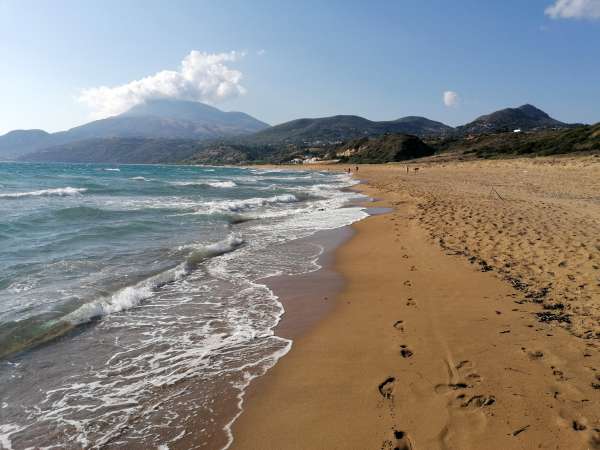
231 157 600 449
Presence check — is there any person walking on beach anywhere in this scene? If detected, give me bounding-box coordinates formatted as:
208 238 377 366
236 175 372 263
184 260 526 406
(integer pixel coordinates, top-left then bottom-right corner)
355 166 359 172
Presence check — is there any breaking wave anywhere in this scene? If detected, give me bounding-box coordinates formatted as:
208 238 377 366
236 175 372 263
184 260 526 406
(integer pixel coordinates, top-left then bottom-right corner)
0 187 87 199
170 180 237 188
201 194 299 214
62 235 243 326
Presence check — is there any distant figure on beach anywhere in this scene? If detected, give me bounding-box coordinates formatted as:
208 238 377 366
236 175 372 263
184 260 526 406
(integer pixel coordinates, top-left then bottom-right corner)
406 165 409 173
355 166 359 172
414 167 419 173
347 168 351 174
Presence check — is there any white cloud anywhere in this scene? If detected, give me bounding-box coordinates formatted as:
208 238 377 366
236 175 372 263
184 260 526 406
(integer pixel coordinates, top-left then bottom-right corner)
443 90 459 107
78 50 247 119
257 49 266 56
545 0 600 19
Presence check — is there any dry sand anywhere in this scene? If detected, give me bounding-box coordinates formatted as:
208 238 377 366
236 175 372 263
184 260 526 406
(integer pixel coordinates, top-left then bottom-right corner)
231 157 600 450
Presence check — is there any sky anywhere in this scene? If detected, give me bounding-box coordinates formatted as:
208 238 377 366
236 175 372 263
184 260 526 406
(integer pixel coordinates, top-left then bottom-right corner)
0 0 599 134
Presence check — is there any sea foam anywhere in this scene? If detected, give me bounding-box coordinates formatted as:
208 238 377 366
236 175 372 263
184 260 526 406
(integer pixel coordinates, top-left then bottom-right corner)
201 194 299 214
63 234 243 326
0 187 87 199
170 180 237 188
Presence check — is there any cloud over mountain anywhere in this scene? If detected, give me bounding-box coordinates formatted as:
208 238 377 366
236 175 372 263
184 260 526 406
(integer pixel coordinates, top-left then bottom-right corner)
545 0 600 19
78 51 246 119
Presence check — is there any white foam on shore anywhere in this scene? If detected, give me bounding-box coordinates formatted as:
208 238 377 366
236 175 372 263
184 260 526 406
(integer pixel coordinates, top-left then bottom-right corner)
221 335 292 450
214 173 367 449
0 424 23 450
63 234 244 326
0 187 87 199
200 194 299 214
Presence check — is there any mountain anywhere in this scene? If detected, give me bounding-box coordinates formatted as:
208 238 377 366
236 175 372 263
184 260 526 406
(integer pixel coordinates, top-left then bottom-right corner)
58 99 270 141
456 104 569 135
22 138 206 164
24 138 281 165
0 130 52 160
12 102 587 165
244 114 452 145
1 100 269 160
336 134 436 163
122 99 267 132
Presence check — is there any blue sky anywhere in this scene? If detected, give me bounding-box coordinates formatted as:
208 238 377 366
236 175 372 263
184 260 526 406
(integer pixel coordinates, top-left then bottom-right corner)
0 0 599 134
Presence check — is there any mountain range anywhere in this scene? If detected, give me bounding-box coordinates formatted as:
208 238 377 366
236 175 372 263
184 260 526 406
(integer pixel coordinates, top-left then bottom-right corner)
0 100 580 163
243 115 453 145
0 99 269 160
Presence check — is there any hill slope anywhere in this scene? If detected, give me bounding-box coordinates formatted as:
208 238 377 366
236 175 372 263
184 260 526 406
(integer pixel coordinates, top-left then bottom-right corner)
389 116 454 136
336 134 436 163
0 130 52 160
428 123 600 158
245 114 452 144
456 104 569 135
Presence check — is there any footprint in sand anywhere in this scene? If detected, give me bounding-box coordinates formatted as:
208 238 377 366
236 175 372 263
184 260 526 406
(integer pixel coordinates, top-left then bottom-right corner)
456 360 473 370
435 360 482 394
453 394 496 409
403 280 412 287
556 409 600 446
527 350 544 360
436 359 495 411
400 345 414 358
393 320 405 332
406 298 417 307
392 430 414 450
379 377 396 399
551 366 567 382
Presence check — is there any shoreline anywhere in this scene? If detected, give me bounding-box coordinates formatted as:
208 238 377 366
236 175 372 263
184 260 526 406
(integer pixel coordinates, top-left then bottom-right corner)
229 160 600 449
220 226 356 450
176 182 369 450
214 226 355 449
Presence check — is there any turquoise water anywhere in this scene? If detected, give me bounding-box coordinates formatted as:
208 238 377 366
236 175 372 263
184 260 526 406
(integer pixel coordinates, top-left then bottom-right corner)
0 162 366 449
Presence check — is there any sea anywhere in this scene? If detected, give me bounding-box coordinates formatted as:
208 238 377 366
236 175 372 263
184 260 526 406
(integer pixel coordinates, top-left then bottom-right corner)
0 162 367 449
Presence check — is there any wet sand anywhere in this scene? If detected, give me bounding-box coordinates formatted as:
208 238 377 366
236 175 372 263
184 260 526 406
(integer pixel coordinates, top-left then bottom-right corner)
231 157 600 449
